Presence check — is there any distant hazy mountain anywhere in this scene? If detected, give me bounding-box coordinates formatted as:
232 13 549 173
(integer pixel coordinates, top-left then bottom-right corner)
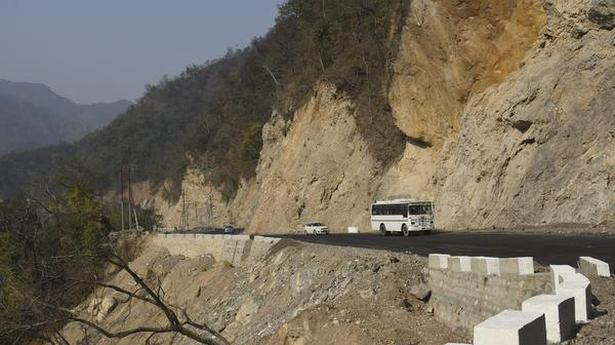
0 79 131 155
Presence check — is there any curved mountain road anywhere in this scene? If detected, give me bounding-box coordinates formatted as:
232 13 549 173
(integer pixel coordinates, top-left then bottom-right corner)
273 232 615 269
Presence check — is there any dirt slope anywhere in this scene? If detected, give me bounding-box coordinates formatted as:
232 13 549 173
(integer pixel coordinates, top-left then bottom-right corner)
60 238 464 345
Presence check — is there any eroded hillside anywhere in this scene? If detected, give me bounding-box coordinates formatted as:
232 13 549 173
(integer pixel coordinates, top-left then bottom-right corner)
60 237 463 345
156 0 614 232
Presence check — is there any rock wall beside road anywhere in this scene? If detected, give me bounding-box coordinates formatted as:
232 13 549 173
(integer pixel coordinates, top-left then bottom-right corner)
155 0 615 232
151 233 280 266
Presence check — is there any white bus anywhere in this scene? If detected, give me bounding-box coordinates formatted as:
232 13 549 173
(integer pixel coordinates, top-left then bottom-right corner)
371 199 434 236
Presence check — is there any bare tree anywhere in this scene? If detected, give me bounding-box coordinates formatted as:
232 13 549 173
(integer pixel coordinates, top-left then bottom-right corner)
2 242 230 345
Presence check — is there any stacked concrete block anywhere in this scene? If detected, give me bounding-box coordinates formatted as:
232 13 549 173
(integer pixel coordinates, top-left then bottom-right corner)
521 294 575 343
153 233 281 265
471 256 500 275
221 237 251 266
347 226 359 233
449 256 472 272
578 256 611 277
500 257 534 275
550 265 576 290
558 278 592 323
429 254 451 269
473 310 547 345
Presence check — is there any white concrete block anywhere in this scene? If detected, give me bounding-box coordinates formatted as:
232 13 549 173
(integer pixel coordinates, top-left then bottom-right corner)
253 235 266 242
445 343 472 345
522 294 576 343
556 272 590 292
347 226 359 233
501 257 534 275
578 256 611 277
449 256 472 272
558 279 592 323
234 235 250 241
471 256 501 275
428 254 450 269
550 265 576 290
474 310 547 345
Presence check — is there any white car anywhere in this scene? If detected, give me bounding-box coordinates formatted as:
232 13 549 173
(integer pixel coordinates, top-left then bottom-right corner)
304 222 329 235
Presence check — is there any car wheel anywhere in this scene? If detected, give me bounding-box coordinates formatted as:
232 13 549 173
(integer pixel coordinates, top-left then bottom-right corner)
402 224 410 237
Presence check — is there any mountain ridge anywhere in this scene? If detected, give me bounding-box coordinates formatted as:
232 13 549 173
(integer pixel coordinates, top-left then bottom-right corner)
0 79 131 155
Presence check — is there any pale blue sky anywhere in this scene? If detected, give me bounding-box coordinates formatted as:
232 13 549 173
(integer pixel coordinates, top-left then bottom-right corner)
0 0 284 103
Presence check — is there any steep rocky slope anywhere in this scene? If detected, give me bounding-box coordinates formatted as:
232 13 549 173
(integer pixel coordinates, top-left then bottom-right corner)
434 0 615 228
155 0 613 232
60 238 463 345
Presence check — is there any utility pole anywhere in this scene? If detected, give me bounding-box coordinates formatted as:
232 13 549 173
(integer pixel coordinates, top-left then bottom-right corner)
181 190 187 230
127 165 132 230
120 168 125 231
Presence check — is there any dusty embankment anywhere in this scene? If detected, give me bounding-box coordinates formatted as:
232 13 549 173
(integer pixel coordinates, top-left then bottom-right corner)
151 0 614 234
60 237 465 345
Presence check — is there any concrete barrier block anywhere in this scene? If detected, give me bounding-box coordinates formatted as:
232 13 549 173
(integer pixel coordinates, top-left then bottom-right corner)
471 257 501 275
253 236 267 242
578 256 610 277
473 310 547 345
233 235 250 241
501 257 534 275
556 272 590 292
445 343 471 345
449 256 472 272
347 226 359 233
550 265 576 290
429 254 450 269
558 279 592 323
522 294 575 343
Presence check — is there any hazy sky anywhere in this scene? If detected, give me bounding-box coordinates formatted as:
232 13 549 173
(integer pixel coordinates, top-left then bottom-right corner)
0 0 284 104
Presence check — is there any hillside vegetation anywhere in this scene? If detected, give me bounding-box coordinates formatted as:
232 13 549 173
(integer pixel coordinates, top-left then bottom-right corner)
0 0 407 201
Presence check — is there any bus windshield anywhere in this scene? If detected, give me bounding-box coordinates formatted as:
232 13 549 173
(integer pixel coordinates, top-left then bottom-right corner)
408 204 432 215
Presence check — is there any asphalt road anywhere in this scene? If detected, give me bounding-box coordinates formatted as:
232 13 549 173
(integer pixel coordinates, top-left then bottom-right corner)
275 232 615 269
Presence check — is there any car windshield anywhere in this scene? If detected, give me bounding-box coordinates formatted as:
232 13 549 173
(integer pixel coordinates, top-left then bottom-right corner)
310 222 324 226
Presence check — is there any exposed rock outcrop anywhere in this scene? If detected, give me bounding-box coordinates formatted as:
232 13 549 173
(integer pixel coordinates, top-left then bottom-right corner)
156 0 614 232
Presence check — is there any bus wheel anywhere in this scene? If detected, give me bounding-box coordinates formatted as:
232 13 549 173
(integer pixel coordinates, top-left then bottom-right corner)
402 224 410 237
379 224 389 236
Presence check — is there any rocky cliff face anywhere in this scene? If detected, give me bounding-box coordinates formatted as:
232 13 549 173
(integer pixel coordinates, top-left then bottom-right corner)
156 0 614 232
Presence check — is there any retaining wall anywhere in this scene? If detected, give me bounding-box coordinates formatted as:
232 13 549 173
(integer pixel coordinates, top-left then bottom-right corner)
428 256 553 336
152 233 281 266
